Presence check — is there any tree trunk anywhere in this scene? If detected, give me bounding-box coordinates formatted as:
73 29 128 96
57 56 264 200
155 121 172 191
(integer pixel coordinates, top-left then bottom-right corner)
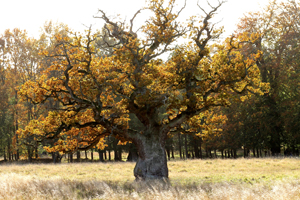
127 143 139 162
108 149 111 161
206 148 209 158
3 147 6 161
52 152 60 163
113 139 120 161
233 149 237 158
260 149 262 157
184 134 188 159
7 140 11 161
214 149 217 158
127 150 139 162
199 139 202 159
77 151 81 161
193 138 199 158
98 150 104 162
104 150 107 160
171 146 174 159
119 148 122 161
35 145 38 159
133 131 168 180
91 149 94 161
265 150 268 157
114 149 119 161
166 148 170 161
69 153 73 163
28 147 32 163
178 132 182 159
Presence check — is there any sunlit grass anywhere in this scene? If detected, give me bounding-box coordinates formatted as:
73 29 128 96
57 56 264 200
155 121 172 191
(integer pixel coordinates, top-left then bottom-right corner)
0 157 299 199
168 157 300 184
1 157 299 183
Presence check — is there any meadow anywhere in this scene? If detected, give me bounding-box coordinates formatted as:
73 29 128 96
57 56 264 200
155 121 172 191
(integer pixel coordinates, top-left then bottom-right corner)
0 157 299 199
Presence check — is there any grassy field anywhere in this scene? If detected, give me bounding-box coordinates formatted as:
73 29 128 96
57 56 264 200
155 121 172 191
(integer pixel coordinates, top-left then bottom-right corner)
0 157 299 199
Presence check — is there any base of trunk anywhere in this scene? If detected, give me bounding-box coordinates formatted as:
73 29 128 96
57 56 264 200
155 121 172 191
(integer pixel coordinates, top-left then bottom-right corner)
134 157 168 180
133 134 168 180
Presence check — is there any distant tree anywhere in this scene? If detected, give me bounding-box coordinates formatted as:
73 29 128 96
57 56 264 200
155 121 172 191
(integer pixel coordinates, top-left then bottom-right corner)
235 0 300 155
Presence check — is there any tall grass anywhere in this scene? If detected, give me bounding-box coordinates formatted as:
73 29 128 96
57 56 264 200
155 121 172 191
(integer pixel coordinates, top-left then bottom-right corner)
0 174 299 199
0 158 299 199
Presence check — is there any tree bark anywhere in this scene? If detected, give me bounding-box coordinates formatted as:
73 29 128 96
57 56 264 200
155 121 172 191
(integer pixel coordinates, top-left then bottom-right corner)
77 151 81 161
171 146 174 159
108 149 111 161
178 132 182 159
260 149 262 157
119 148 122 161
233 149 237 158
184 134 188 159
98 150 104 162
52 152 61 163
127 150 139 162
199 139 202 159
69 153 73 163
133 130 168 180
127 143 139 162
3 147 6 161
166 148 170 161
104 150 107 160
28 147 32 163
193 138 199 158
35 145 38 159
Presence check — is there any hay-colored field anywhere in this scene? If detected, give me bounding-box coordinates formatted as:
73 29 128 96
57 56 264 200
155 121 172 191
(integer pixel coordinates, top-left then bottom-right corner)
0 157 299 199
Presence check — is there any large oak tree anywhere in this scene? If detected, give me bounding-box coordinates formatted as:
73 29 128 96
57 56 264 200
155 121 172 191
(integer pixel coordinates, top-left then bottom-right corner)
18 0 266 179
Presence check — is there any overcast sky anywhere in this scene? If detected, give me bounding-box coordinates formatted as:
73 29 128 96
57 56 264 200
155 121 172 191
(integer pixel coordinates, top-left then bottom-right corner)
0 0 285 39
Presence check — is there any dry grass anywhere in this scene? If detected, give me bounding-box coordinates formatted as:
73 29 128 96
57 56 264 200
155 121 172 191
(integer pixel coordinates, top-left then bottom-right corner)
0 157 299 199
169 157 300 184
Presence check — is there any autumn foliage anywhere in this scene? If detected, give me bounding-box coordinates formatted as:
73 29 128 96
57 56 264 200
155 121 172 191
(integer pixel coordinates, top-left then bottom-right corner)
6 0 300 181
12 0 269 179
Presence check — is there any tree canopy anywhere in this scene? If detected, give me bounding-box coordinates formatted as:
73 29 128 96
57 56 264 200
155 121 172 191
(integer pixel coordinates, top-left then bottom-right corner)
13 0 269 179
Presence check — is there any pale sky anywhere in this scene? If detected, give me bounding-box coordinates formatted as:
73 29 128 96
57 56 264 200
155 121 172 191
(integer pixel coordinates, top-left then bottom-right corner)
0 0 285 39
